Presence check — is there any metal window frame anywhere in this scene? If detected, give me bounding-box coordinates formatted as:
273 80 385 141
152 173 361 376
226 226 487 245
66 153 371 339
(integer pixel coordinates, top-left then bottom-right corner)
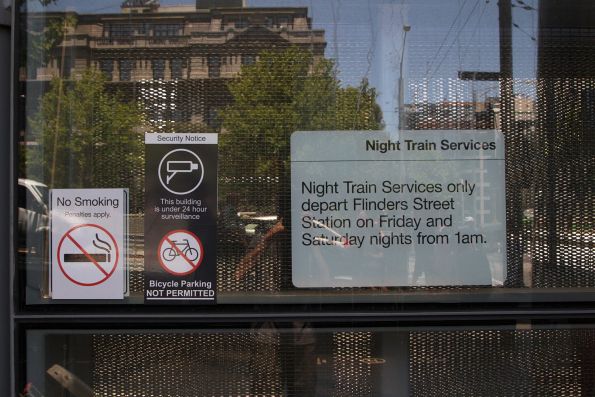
1 1 13 395
5 1 595 396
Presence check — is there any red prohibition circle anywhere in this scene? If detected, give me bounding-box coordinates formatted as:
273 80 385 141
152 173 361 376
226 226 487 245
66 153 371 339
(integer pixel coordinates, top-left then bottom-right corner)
157 229 204 276
56 223 120 287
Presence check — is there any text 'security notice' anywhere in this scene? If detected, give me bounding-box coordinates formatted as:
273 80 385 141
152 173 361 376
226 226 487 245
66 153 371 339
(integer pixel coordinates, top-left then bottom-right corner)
291 130 507 287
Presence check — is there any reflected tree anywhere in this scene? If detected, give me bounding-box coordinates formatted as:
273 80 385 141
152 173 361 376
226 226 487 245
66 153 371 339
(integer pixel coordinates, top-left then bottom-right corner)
26 69 146 209
220 46 382 212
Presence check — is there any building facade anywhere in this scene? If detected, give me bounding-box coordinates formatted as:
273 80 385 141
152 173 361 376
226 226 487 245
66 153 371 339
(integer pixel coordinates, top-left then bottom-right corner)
23 0 326 130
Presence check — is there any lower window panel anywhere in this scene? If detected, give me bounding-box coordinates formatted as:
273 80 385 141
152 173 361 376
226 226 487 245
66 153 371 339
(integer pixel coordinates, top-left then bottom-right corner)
21 324 595 396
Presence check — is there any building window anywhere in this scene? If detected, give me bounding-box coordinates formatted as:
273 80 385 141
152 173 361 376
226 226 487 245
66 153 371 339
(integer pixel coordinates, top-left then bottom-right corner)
152 59 165 80
241 54 256 66
171 58 183 80
154 24 182 37
109 23 133 37
136 23 149 35
235 19 248 29
99 59 114 80
278 16 290 28
208 56 220 78
119 59 133 81
62 55 73 78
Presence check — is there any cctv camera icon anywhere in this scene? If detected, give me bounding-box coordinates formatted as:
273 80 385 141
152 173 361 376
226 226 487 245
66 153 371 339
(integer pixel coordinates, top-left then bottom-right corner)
158 148 204 195
166 161 199 184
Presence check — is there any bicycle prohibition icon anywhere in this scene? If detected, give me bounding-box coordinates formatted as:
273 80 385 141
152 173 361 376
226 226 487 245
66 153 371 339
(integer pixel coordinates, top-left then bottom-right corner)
161 238 199 262
157 230 204 276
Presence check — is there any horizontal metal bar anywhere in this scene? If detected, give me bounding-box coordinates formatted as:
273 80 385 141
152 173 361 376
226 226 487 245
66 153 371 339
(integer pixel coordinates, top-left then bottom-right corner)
13 308 595 324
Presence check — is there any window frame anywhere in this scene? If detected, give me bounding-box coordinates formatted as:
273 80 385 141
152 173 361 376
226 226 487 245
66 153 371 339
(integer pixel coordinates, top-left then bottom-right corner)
7 0 595 319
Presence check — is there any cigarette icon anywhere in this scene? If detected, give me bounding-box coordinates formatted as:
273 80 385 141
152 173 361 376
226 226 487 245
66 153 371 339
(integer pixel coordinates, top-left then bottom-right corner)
166 161 199 184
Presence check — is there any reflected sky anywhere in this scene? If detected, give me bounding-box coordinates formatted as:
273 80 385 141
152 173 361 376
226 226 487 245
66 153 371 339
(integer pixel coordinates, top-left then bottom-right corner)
23 0 539 129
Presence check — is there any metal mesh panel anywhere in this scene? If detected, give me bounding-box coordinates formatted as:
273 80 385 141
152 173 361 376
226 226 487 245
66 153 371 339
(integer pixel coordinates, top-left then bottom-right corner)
91 330 375 397
112 74 592 296
409 329 595 396
332 332 373 397
93 332 282 396
78 328 595 396
531 3 595 288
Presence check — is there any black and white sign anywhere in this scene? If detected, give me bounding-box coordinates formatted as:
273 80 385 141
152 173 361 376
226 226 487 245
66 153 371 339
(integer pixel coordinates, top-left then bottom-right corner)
50 189 128 300
145 133 217 302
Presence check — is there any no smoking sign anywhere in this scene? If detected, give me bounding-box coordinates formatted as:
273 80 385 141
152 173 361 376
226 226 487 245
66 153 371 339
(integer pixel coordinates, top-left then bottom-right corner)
51 189 128 300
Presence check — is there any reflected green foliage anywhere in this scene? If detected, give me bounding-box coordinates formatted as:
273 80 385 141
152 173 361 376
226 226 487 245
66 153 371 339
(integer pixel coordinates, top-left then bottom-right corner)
220 47 382 210
23 14 77 71
27 69 146 208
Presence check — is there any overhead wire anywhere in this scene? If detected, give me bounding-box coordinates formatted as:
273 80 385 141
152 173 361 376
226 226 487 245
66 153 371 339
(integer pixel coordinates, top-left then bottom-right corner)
459 0 490 66
423 0 470 77
427 0 481 81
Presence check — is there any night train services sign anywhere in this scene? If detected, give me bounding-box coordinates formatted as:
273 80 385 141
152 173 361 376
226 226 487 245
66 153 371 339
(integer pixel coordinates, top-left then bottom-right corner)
291 130 506 288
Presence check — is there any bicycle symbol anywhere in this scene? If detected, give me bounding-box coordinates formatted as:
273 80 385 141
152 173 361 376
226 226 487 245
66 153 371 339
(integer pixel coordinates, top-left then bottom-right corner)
161 239 199 262
157 230 204 276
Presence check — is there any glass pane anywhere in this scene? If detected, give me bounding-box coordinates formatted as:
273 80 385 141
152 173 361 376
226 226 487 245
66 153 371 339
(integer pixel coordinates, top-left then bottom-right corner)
16 0 594 305
22 324 595 396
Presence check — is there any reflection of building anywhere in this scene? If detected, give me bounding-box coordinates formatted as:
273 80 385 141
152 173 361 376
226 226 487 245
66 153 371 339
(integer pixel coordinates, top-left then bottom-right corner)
404 95 535 131
403 95 536 227
23 0 326 130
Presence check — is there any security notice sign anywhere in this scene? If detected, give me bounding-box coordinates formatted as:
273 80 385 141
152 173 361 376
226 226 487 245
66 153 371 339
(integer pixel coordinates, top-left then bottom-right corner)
144 133 217 303
291 130 507 287
50 189 128 300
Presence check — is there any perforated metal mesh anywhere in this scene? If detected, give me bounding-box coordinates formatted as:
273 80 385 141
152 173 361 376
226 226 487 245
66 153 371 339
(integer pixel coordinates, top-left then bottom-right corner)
91 330 376 396
409 329 595 396
93 332 282 396
77 328 595 396
332 332 373 396
115 74 592 296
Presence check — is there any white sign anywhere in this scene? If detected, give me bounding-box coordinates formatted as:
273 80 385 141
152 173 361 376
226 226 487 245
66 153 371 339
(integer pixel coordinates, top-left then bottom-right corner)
50 189 128 299
291 130 507 287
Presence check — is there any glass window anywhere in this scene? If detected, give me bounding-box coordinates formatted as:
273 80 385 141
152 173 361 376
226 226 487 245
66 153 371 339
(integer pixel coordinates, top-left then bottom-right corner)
241 54 255 66
14 0 595 306
154 24 182 37
98 59 114 80
152 59 165 80
22 324 595 396
119 59 133 81
207 55 220 78
235 18 248 29
171 58 184 80
136 23 149 36
277 16 290 28
109 23 133 37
